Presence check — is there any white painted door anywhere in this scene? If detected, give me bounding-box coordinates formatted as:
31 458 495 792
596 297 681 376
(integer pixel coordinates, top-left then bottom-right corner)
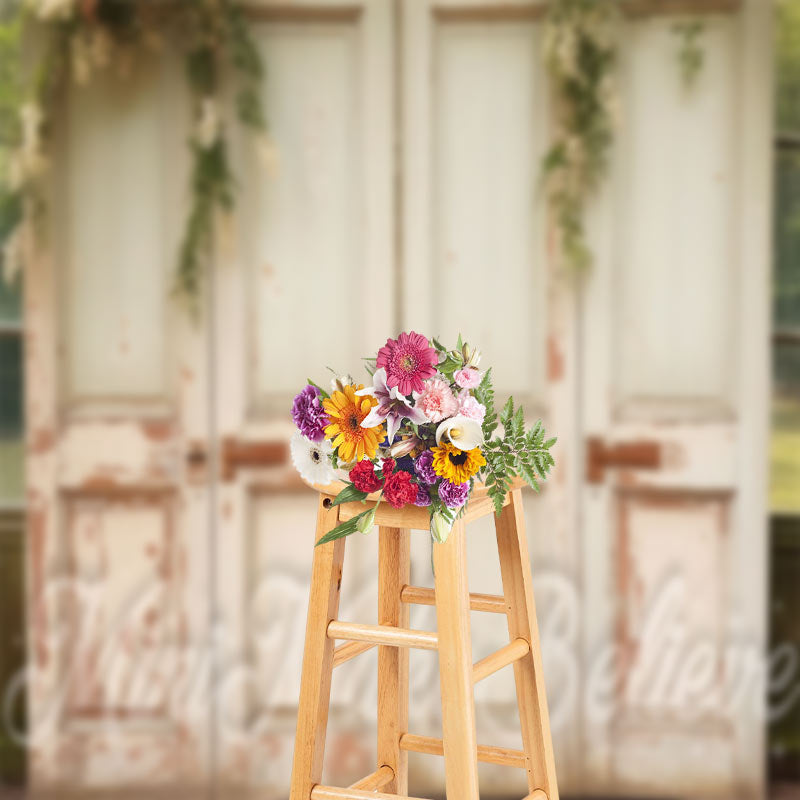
400 3 582 796
580 6 771 799
25 55 214 789
212 1 396 792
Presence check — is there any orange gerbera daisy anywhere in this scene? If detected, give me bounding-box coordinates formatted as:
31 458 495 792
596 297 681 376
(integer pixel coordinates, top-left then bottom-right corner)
323 384 384 463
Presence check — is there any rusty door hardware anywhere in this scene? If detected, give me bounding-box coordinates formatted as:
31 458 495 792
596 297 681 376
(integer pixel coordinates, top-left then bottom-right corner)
586 436 660 484
221 437 288 480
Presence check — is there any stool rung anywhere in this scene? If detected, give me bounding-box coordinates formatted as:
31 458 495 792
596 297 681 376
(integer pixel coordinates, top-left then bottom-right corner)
332 640 376 668
399 733 527 769
400 584 507 614
473 637 530 683
348 765 394 790
327 620 438 650
311 786 432 800
524 792 548 800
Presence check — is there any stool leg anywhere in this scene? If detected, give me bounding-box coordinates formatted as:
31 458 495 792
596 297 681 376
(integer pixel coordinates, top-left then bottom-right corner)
433 519 480 800
495 489 559 800
289 497 346 800
377 526 411 794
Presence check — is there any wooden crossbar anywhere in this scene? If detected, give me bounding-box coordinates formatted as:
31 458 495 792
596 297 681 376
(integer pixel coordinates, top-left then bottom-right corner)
398 733 527 769
327 620 438 650
348 765 394 790
472 638 530 683
332 640 375 668
311 786 433 800
400 584 507 614
524 791 548 800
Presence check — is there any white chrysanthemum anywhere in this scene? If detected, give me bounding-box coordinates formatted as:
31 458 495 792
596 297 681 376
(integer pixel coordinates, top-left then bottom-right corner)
290 432 335 485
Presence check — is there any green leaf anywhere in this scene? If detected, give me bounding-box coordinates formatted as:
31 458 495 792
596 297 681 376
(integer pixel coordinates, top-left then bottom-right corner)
330 484 369 506
307 378 330 399
315 508 374 545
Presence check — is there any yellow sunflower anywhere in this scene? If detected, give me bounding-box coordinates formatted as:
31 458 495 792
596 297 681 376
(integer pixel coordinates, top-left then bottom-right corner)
323 384 384 462
431 442 486 484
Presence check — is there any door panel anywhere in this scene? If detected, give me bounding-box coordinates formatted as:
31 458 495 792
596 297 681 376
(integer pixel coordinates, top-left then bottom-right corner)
215 2 394 791
26 54 211 789
402 3 581 794
581 8 771 797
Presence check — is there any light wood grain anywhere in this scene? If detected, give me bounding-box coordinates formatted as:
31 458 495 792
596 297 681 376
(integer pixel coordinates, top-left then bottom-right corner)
311 785 432 800
289 497 346 800
327 620 438 650
400 584 507 614
472 637 530 683
433 519 480 800
399 733 526 769
347 765 394 791
495 490 559 800
523 790 548 800
332 640 376 668
377 526 411 794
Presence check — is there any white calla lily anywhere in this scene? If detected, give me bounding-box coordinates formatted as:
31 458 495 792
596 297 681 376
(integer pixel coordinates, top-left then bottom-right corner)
435 415 483 451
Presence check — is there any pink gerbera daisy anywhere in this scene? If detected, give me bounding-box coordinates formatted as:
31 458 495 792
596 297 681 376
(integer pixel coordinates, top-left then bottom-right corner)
376 331 438 395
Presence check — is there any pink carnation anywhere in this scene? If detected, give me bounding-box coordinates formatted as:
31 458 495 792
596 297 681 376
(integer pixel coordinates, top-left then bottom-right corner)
454 368 482 389
416 378 458 422
457 393 486 423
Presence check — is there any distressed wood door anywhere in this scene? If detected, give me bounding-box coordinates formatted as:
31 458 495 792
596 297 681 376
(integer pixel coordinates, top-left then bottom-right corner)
579 5 772 799
25 55 213 789
401 3 582 796
212 1 395 793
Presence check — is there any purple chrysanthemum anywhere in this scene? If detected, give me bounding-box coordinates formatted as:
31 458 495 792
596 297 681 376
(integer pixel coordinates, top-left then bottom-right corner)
292 384 329 442
414 450 437 485
414 485 432 507
438 479 469 509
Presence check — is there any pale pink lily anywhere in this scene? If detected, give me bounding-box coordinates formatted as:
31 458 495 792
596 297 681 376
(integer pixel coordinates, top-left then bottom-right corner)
356 368 428 443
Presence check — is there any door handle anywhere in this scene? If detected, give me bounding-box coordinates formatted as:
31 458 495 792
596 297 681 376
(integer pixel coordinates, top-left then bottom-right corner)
221 437 288 480
586 436 660 484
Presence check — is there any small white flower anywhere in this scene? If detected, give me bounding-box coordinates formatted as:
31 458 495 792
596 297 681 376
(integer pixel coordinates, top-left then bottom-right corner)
435 415 484 451
196 97 220 150
290 432 335 485
431 511 453 544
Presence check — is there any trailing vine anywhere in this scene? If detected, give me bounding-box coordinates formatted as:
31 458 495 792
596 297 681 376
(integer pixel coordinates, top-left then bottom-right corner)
1 0 267 311
672 20 706 88
542 0 619 273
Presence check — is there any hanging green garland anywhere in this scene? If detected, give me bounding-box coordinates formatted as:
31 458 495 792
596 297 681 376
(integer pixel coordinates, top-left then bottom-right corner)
542 0 618 272
1 0 267 311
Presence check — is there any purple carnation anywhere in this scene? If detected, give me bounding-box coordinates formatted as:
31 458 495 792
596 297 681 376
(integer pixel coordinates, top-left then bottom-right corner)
414 485 432 507
414 450 437 485
292 385 329 442
438 479 469 509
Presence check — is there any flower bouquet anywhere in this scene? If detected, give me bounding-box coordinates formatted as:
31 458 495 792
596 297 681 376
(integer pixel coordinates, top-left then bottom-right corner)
290 332 556 545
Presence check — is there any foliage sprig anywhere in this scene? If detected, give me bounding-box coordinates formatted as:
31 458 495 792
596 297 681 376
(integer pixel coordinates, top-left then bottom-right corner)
1 0 267 310
542 0 618 272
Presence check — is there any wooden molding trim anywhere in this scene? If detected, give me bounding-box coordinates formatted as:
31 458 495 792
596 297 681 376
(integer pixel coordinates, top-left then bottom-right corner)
433 0 741 23
244 3 363 22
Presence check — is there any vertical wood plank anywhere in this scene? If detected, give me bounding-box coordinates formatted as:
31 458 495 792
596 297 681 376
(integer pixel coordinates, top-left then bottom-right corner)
289 497 346 800
377 526 411 794
495 489 559 800
433 520 480 800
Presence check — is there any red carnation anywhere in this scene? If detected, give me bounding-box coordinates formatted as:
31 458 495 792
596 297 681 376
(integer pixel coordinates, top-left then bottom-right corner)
381 458 396 479
349 459 383 493
383 470 418 509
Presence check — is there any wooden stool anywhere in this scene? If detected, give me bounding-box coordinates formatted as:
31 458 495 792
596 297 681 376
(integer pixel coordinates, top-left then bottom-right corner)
289 482 558 800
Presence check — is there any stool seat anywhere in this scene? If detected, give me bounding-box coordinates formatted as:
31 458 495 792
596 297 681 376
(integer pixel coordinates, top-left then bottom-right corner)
289 485 559 800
